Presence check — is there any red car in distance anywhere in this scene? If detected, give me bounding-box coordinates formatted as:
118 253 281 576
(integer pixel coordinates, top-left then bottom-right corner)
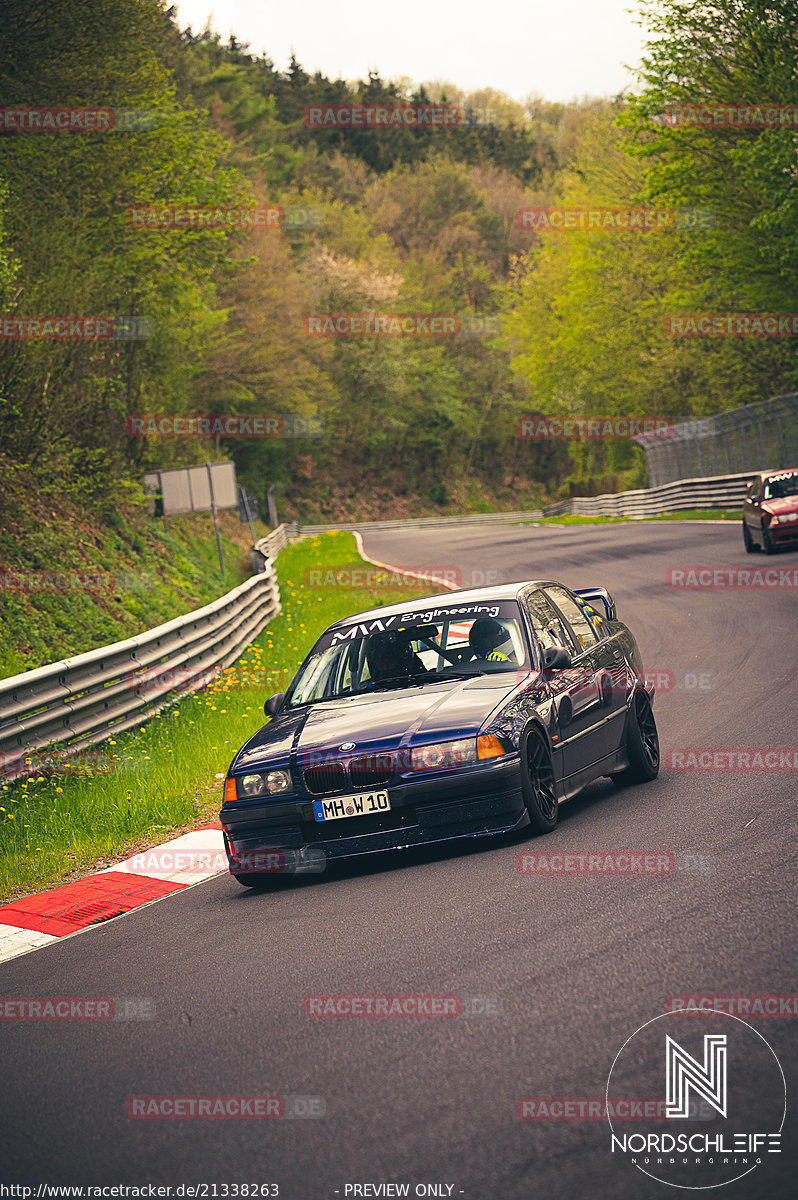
742 468 798 554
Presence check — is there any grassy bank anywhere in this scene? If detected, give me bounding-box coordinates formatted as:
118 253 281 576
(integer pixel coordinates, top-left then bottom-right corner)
524 509 742 525
0 454 275 678
0 533 438 901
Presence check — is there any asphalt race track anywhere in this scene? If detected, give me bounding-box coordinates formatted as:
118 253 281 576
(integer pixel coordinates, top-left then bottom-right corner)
2 521 796 1200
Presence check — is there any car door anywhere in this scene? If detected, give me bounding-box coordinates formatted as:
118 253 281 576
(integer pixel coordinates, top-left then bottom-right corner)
521 588 602 779
543 585 629 768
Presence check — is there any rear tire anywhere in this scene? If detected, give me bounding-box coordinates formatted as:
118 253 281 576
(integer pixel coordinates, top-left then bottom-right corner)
610 690 660 787
743 522 757 553
521 729 559 833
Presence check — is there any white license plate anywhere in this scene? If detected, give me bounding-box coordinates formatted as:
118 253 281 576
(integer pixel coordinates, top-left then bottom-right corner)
313 791 391 822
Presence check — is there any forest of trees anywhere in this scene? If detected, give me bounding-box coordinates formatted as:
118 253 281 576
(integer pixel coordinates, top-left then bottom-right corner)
0 0 796 520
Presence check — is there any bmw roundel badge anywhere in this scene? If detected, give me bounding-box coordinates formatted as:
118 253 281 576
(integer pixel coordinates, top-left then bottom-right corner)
340 742 356 751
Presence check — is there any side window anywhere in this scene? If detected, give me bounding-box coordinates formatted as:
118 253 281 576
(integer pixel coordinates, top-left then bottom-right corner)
544 586 600 653
523 590 579 658
747 479 760 501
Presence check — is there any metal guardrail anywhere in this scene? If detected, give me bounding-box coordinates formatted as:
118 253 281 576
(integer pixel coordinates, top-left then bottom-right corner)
260 521 300 555
635 393 798 487
294 511 543 534
542 472 753 518
0 529 297 782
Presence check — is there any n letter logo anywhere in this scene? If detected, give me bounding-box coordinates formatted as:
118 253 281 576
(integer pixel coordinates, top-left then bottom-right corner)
666 1034 727 1118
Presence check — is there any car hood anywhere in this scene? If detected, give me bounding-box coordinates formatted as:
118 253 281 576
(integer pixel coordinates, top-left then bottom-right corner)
762 497 798 516
231 674 526 771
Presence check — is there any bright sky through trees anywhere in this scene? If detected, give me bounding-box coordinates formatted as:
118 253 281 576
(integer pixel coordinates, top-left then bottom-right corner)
173 0 647 103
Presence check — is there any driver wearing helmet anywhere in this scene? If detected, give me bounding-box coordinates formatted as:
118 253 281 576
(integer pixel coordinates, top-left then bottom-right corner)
468 617 513 663
574 594 603 630
366 630 426 683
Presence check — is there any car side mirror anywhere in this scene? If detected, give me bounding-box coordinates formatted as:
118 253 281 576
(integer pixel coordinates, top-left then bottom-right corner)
542 646 572 670
264 693 285 717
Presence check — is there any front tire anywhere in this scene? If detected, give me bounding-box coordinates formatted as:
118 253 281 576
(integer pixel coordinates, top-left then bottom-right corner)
762 523 776 555
521 729 559 833
610 690 660 787
742 522 757 553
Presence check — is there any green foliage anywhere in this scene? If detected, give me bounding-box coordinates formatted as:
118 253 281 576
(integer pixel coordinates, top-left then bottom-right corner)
0 0 795 519
497 2 798 492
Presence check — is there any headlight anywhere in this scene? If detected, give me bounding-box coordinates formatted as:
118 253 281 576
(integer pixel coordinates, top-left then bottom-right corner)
264 768 291 794
241 774 266 796
239 769 292 797
409 739 477 771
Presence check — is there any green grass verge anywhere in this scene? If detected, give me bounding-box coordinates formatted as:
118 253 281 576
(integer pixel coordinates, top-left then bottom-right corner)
523 509 742 525
0 495 273 678
0 532 438 902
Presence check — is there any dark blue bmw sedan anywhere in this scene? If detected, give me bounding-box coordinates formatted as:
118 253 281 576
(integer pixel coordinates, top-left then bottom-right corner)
220 581 660 886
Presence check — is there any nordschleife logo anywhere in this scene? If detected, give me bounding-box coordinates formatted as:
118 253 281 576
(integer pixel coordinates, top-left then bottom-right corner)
606 1011 785 1189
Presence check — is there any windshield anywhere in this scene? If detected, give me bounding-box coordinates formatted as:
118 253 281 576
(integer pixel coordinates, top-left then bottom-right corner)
763 471 798 500
286 603 528 706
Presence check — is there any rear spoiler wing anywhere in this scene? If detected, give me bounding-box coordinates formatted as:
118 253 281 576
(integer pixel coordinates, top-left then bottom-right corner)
574 587 617 622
